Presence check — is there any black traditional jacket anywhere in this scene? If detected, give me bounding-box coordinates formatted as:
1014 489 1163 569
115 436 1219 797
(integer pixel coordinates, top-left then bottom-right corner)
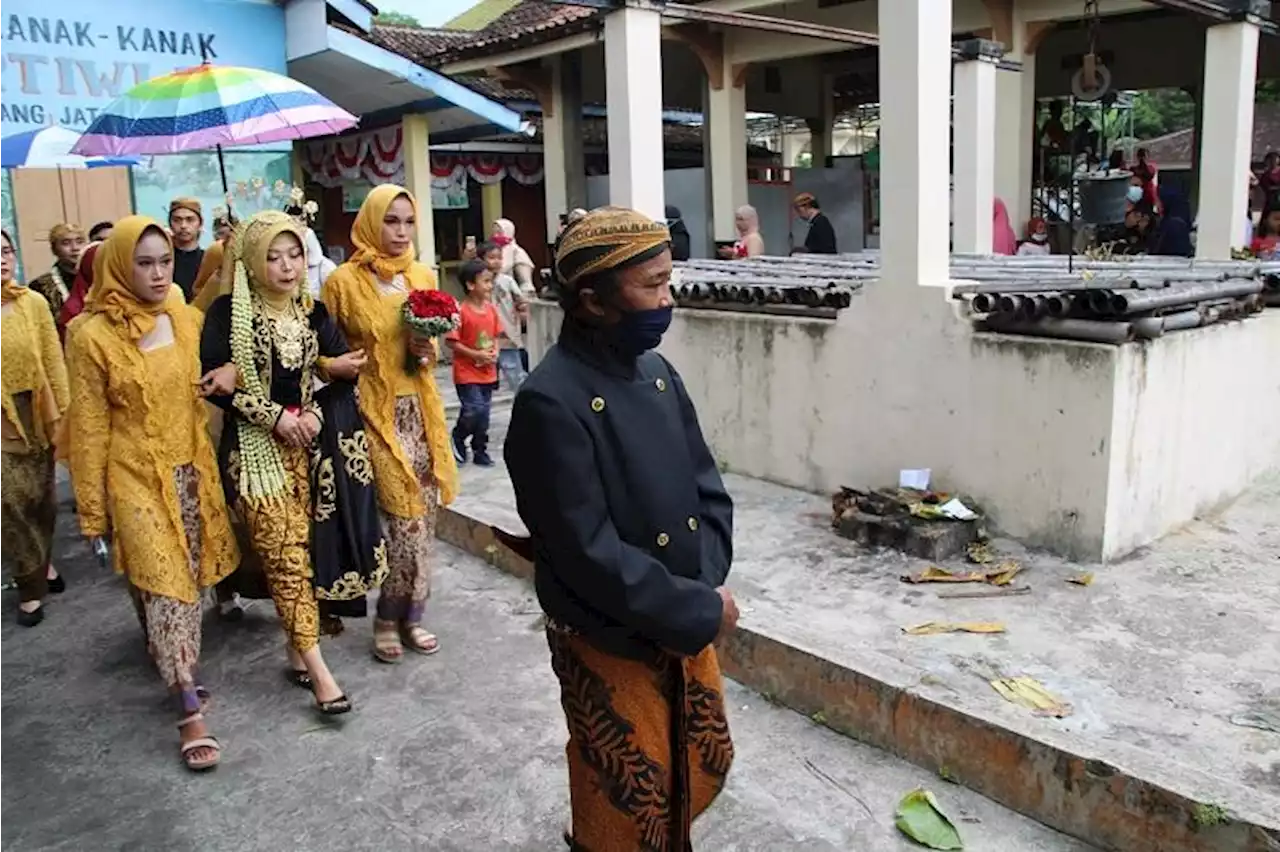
504 317 733 660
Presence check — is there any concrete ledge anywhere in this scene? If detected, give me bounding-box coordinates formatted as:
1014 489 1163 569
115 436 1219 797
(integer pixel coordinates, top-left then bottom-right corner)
435 501 1280 852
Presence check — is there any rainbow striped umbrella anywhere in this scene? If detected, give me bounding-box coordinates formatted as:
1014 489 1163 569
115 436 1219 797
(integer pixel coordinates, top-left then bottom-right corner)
71 63 357 158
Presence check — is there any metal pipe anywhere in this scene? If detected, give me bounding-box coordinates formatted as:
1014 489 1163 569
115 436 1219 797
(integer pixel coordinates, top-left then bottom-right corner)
1045 294 1070 317
1111 279 1264 315
982 317 1136 344
1131 316 1166 339
1087 290 1117 315
971 293 996 313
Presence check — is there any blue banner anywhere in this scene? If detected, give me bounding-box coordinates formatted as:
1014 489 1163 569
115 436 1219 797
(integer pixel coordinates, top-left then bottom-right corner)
1 0 287 135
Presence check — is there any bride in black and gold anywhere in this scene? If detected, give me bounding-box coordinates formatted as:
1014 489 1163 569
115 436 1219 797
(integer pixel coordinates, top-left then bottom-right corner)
200 210 379 715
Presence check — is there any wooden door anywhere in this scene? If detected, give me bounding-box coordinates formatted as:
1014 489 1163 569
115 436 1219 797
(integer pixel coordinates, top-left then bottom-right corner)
11 167 132 279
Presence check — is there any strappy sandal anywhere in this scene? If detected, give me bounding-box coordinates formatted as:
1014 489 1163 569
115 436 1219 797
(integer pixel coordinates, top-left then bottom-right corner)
312 690 353 716
400 624 440 656
177 713 221 772
195 685 212 709
285 669 313 689
372 619 404 664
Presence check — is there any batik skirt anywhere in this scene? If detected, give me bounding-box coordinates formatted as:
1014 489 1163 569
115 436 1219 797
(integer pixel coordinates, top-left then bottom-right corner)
547 623 734 852
1 445 56 602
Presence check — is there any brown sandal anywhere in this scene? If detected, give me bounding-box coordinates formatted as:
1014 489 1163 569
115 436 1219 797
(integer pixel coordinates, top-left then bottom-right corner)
372 619 403 664
178 713 221 772
400 625 440 656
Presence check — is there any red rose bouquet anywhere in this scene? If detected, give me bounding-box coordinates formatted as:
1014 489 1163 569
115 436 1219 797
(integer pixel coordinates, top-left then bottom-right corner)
402 289 461 374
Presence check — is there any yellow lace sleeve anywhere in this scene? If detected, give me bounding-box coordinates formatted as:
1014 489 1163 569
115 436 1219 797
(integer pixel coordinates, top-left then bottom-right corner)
66 328 111 536
34 297 70 413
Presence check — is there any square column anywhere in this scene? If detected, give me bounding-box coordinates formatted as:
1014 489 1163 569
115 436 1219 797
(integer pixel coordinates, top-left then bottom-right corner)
1196 15 1260 259
988 31 1039 230
707 59 747 244
541 53 587 245
878 0 953 286
604 7 665 220
401 113 436 268
953 40 1001 254
805 117 829 167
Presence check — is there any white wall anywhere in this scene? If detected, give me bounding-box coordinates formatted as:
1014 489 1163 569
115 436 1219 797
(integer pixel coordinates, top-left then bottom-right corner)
528 291 1280 562
1103 312 1280 557
530 283 1117 560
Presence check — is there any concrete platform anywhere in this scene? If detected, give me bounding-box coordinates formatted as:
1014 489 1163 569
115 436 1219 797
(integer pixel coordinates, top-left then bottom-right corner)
0 505 1093 852
444 406 1280 852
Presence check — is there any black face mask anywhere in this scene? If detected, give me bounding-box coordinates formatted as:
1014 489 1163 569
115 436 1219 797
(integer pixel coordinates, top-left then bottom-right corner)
611 305 673 355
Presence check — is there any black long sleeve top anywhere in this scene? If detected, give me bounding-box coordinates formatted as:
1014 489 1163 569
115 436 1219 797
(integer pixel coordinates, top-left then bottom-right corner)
198 294 347 429
504 316 733 660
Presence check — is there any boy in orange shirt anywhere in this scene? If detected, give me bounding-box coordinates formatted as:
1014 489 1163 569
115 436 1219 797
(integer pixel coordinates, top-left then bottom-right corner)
446 258 504 466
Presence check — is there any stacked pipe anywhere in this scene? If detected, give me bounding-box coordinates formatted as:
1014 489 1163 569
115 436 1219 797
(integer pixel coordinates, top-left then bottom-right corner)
670 253 1274 340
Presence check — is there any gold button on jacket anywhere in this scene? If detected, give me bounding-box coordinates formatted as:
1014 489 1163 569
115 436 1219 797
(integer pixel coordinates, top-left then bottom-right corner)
656 532 670 547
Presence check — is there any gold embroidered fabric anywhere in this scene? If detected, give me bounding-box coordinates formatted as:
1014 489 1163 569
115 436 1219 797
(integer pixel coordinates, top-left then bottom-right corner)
239 444 320 651
322 262 458 516
66 301 239 603
315 541 389 602
1 289 69 451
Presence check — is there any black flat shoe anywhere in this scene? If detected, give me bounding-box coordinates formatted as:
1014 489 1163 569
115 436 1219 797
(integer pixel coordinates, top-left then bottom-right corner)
17 606 44 627
313 693 352 716
47 574 66 594
286 668 313 689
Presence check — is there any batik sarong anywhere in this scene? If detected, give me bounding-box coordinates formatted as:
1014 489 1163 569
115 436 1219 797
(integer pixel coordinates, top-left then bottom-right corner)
547 623 734 852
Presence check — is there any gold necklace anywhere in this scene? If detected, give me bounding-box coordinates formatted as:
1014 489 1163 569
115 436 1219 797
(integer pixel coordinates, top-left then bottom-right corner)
258 296 307 371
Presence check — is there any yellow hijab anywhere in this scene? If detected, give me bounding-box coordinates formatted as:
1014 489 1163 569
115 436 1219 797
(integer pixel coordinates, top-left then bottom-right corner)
350 184 418 281
191 239 226 311
85 215 184 340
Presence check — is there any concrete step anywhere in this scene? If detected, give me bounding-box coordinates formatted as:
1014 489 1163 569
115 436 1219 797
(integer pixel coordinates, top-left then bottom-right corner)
441 417 1280 852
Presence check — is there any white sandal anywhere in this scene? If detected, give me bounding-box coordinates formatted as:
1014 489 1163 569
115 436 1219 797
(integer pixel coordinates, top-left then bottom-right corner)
178 713 221 772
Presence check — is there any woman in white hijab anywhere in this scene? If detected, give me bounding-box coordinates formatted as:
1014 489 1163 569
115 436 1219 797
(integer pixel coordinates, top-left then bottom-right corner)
490 218 535 295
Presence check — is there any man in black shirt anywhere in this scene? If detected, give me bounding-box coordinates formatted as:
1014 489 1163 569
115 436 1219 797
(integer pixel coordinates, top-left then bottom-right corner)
168 197 205 300
791 192 838 254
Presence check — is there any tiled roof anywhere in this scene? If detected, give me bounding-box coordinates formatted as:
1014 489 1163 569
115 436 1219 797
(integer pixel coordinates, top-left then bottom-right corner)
485 115 775 158
421 1 603 66
365 25 473 63
1137 103 1280 166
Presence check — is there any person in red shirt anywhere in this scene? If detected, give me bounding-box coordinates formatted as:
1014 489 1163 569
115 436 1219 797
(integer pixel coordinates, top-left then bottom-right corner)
446 258 504 466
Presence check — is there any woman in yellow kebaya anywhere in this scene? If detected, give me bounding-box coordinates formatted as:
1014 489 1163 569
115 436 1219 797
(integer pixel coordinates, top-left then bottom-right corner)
66 216 239 771
322 185 458 664
1 229 70 627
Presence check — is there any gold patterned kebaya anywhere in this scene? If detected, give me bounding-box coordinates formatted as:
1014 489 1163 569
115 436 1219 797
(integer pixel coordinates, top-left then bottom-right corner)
2 238 70 615
66 215 238 716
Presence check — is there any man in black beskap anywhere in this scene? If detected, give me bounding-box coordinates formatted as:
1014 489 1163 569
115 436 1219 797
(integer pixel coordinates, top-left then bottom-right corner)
791 191 838 254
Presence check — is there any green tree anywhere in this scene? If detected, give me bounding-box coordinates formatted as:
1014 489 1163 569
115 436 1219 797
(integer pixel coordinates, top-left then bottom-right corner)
374 11 421 26
1129 89 1195 140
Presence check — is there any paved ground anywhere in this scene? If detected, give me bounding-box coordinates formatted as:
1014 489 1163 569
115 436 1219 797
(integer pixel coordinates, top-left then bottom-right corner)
456 402 1280 828
1 486 1093 851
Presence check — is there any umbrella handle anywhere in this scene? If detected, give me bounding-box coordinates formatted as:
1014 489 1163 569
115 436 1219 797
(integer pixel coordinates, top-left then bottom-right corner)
217 145 230 211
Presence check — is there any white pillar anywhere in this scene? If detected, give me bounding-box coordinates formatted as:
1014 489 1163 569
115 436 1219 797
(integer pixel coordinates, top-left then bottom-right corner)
1196 17 1260 259
953 40 1000 254
604 7 665 220
994 25 1036 234
542 55 570 245
878 0 953 286
707 59 747 244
